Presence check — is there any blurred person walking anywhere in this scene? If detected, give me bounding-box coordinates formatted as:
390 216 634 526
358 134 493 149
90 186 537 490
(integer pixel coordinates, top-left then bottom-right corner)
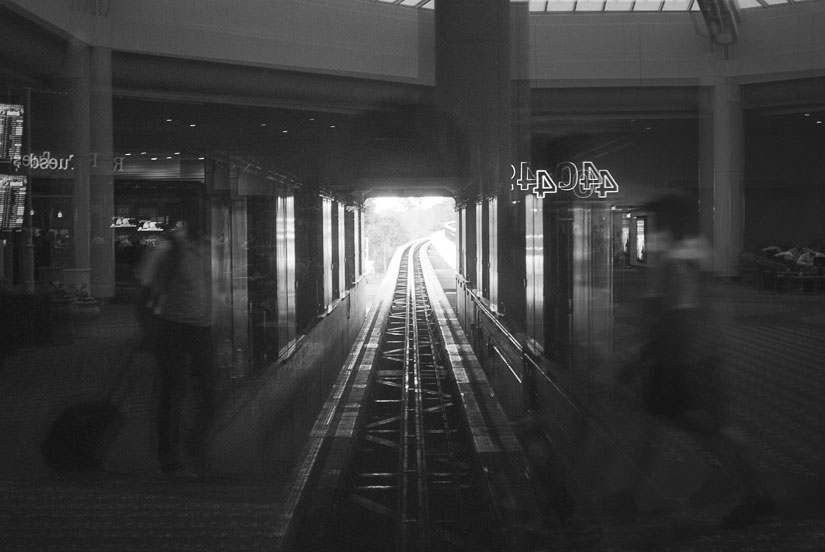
141 222 215 478
625 194 774 528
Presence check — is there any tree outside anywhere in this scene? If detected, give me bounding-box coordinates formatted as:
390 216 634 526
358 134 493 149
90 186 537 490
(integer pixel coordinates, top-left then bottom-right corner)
364 196 455 277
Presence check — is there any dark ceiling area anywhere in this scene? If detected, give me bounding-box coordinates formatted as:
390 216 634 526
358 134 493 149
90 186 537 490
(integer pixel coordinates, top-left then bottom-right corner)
105 97 468 196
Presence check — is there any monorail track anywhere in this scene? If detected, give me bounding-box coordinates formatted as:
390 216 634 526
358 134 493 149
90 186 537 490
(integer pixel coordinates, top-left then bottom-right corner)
276 241 549 552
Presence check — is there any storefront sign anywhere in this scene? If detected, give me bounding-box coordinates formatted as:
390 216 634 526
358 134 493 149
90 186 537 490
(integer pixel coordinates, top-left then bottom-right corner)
15 151 125 173
510 161 620 199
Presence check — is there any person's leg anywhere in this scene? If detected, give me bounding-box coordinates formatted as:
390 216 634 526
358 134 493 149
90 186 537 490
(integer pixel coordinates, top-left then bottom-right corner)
155 320 187 472
185 324 215 467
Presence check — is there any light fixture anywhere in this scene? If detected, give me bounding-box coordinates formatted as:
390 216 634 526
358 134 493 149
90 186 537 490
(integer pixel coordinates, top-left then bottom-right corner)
125 152 132 156
309 117 315 121
57 209 63 218
261 123 267 127
140 151 147 155
804 113 811 117
174 152 180 155
166 156 172 160
189 123 196 127
329 125 336 129
29 209 35 216
198 156 205 160
282 130 288 134
151 157 158 161
166 118 172 122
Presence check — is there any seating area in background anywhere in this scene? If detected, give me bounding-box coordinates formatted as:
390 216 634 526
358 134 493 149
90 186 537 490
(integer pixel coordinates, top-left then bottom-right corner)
739 242 825 293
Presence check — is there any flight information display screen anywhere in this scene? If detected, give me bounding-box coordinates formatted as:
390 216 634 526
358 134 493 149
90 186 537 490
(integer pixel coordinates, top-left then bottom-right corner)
0 175 27 230
0 104 24 164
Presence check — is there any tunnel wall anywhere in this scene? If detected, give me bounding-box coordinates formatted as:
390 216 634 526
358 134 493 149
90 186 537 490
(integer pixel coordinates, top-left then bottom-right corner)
208 277 367 476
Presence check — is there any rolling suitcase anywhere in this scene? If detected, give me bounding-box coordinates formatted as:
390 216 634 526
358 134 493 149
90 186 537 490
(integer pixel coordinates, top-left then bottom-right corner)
40 345 137 472
40 399 124 471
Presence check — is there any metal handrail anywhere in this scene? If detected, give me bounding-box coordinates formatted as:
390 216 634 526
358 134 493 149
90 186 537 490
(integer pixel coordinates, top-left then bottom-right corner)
456 276 598 423
456 276 522 353
490 343 521 385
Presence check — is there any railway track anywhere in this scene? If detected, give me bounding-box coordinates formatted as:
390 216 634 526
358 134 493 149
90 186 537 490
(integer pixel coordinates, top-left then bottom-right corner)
324 241 497 551
279 240 545 552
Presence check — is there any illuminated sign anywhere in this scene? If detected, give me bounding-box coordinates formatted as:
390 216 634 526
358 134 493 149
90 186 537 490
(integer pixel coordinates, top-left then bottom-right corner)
510 161 620 199
14 151 126 172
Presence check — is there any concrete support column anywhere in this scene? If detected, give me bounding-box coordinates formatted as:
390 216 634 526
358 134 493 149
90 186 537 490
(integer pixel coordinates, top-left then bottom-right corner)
435 0 511 199
436 0 527 322
68 41 91 287
507 0 530 327
702 80 745 277
89 46 115 298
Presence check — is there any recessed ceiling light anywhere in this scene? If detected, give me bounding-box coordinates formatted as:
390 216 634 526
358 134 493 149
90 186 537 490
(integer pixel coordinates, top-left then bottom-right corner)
198 157 205 160
818 121 823 124
329 125 336 129
189 124 196 127
141 151 147 155
166 156 172 160
151 157 158 161
174 152 180 155
309 117 315 121
261 123 267 127
166 118 173 122
124 153 132 156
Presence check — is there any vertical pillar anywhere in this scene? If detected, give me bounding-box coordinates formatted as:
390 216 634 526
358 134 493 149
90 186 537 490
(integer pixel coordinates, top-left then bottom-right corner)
525 193 544 351
276 188 297 352
20 90 35 293
322 196 333 309
353 206 361 279
89 46 114 297
506 0 530 327
230 168 249 378
488 196 499 310
68 41 91 289
702 80 745 277
436 0 510 307
459 202 476 285
337 201 346 299
475 200 486 296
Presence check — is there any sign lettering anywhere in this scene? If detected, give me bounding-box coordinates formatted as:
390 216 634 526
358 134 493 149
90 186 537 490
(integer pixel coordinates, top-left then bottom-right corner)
510 161 620 199
14 151 125 172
